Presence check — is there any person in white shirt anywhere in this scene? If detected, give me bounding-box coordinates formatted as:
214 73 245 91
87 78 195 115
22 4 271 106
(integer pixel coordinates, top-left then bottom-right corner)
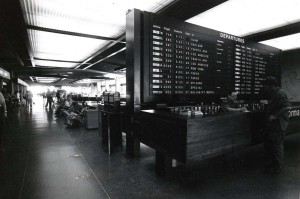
16 91 20 101
15 91 20 106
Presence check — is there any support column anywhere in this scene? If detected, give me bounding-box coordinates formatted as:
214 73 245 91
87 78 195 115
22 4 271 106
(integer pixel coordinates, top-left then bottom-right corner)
10 81 14 94
0 78 3 90
13 81 19 93
125 9 142 158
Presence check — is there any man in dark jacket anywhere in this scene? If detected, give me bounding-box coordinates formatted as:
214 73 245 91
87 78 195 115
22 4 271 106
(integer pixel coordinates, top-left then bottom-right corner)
220 91 247 112
263 76 291 174
45 89 53 108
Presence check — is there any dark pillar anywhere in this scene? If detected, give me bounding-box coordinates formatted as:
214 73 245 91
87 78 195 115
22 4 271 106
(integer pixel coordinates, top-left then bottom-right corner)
125 9 142 158
0 78 3 90
10 81 14 94
13 81 19 93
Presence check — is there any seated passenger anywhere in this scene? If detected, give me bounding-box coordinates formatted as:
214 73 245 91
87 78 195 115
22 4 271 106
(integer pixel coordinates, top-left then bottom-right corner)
64 95 73 108
55 95 73 116
221 91 247 112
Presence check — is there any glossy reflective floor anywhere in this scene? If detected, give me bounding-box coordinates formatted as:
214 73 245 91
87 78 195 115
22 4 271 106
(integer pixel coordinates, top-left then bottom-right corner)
1 96 300 199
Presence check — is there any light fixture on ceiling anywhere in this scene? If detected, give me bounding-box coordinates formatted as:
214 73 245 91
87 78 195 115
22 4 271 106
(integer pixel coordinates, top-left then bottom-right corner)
35 77 59 83
103 73 125 79
82 47 126 70
114 67 126 73
260 33 300 51
33 59 78 68
74 79 101 84
186 0 300 37
21 0 175 37
20 0 175 68
27 29 110 66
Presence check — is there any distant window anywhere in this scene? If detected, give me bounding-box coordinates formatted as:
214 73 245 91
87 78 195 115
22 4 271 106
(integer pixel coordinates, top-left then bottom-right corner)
120 83 126 97
109 84 116 92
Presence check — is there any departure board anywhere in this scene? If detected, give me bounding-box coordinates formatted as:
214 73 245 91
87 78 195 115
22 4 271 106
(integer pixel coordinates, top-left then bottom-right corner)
142 12 281 103
233 44 280 95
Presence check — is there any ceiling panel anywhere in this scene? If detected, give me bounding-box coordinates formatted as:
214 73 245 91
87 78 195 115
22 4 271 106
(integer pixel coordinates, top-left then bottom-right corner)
260 33 300 51
27 29 110 63
21 0 175 38
186 0 300 37
19 0 176 70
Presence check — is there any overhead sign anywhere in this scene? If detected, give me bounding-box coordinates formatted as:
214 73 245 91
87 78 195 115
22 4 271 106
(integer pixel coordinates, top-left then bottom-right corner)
0 68 10 80
17 78 29 87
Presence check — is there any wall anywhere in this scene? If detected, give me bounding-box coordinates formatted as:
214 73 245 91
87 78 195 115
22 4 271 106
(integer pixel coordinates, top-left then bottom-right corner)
281 49 300 102
97 76 126 96
90 83 98 97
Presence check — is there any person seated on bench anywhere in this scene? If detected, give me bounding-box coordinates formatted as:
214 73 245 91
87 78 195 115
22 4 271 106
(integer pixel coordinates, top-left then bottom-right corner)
55 95 73 117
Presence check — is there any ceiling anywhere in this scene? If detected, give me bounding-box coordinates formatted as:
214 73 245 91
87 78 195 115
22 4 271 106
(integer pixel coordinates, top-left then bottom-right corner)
0 0 299 85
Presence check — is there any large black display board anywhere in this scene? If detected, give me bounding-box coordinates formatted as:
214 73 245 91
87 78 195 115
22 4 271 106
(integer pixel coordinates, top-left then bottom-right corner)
142 11 281 104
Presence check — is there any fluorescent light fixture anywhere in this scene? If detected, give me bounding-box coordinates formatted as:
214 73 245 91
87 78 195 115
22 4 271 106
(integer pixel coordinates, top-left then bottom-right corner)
35 77 59 83
260 33 300 51
18 78 29 87
36 77 57 80
28 30 110 62
75 79 102 84
104 73 124 79
34 59 77 68
37 79 56 81
20 0 175 71
186 0 300 37
0 67 10 79
82 47 126 70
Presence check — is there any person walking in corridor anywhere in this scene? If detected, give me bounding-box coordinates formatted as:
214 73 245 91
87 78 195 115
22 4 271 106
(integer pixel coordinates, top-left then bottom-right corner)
45 89 53 109
26 90 33 108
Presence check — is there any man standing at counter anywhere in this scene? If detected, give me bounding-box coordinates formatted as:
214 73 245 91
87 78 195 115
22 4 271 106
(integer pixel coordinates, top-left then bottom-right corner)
263 76 290 174
221 91 247 112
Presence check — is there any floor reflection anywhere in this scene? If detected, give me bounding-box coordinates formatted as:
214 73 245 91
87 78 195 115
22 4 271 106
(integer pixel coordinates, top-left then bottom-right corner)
45 107 54 124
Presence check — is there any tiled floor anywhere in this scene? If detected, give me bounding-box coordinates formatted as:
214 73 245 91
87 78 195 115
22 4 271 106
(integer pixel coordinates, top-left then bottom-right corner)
1 96 300 199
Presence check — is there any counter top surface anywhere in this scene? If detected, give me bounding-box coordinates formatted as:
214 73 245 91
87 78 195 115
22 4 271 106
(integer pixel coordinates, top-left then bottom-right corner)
140 109 255 120
99 110 122 114
140 105 300 120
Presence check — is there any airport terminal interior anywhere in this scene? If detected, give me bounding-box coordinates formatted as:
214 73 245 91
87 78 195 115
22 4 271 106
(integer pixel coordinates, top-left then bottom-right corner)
1 0 300 198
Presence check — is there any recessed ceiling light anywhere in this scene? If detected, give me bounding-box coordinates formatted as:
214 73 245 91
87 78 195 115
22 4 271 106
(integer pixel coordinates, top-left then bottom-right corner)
186 0 300 37
260 33 300 51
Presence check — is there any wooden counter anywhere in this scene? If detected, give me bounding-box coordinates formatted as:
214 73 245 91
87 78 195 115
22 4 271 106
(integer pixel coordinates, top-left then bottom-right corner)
133 106 300 176
135 110 253 163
